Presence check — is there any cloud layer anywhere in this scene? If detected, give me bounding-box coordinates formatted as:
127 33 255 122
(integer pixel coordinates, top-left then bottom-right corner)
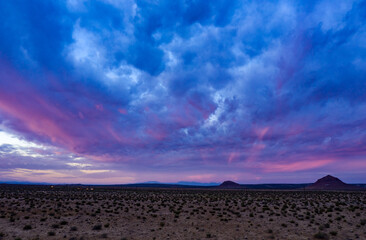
0 0 366 183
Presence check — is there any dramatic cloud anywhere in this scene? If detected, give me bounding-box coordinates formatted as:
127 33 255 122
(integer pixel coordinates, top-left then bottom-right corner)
0 0 366 184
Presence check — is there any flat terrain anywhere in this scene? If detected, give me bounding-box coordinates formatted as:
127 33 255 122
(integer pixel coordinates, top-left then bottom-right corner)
0 185 365 240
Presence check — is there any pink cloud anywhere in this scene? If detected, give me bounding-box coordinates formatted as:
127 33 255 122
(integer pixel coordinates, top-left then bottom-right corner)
227 151 239 164
261 159 334 173
118 108 127 114
255 126 270 140
186 174 215 182
95 104 104 111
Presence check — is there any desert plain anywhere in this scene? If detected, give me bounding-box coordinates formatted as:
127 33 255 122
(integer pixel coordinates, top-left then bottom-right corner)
0 185 365 240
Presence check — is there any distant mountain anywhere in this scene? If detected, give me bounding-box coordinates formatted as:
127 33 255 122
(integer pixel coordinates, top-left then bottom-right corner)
1 177 364 190
120 183 208 188
0 180 51 185
306 175 364 190
216 180 245 189
176 181 219 186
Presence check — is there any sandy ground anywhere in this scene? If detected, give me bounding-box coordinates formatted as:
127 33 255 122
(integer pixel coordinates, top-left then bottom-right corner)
0 186 365 240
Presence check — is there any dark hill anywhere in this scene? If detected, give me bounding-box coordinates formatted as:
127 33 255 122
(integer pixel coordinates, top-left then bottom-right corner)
306 175 363 190
216 181 245 189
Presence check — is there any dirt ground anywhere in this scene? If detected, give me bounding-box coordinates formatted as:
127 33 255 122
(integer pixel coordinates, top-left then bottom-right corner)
0 185 365 240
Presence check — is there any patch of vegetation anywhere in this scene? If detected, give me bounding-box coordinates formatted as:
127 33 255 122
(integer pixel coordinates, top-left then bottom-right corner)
92 224 102 231
314 232 329 240
330 231 337 236
23 225 32 230
70 226 78 231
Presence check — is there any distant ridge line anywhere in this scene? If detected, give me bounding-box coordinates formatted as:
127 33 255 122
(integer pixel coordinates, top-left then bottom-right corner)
1 175 366 190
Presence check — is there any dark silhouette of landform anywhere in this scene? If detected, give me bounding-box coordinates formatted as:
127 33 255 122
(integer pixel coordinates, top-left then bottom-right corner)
1 175 365 190
306 175 364 190
216 180 245 189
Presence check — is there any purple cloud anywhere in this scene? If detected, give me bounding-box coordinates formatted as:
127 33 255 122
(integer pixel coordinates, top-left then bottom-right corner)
0 0 366 184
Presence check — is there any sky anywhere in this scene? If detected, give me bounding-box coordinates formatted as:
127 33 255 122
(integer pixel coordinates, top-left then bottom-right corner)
0 0 366 184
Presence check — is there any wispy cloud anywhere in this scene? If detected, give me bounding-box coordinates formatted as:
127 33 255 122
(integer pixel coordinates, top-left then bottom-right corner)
0 0 365 183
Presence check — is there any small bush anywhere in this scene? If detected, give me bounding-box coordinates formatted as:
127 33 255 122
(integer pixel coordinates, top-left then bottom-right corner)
314 232 329 240
23 225 32 230
330 231 337 236
51 224 59 229
60 220 68 225
92 224 102 231
361 219 366 226
70 226 78 231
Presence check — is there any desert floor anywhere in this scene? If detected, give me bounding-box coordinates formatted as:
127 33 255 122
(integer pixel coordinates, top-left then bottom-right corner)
0 185 365 240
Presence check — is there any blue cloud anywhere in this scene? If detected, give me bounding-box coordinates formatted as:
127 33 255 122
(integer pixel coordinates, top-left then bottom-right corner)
0 0 366 183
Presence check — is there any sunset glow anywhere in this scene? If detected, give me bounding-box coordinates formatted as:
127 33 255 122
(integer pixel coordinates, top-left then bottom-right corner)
0 0 366 184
